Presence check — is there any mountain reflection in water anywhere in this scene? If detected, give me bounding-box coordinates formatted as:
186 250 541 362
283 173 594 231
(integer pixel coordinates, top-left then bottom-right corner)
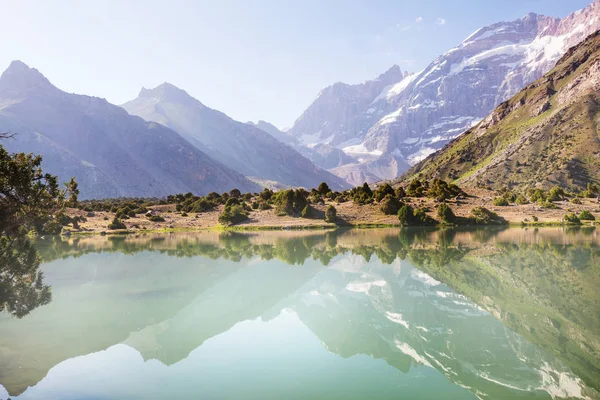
0 227 598 400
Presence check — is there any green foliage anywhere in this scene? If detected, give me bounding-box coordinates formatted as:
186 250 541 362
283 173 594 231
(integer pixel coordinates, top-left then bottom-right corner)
301 205 313 218
148 215 165 222
374 183 395 202
349 182 374 205
64 177 79 208
493 197 509 206
470 207 507 225
395 186 406 198
108 217 126 230
539 200 559 209
406 179 426 197
225 197 240 207
397 205 413 226
325 205 337 223
259 201 271 210
0 145 77 236
273 189 308 216
571 197 582 204
259 188 273 201
515 195 529 205
180 212 188 217
251 201 259 210
229 188 241 198
578 210 595 221
528 189 546 203
218 205 249 225
317 182 331 195
428 179 462 202
563 213 581 224
437 203 456 223
379 195 402 215
547 186 565 202
397 204 436 226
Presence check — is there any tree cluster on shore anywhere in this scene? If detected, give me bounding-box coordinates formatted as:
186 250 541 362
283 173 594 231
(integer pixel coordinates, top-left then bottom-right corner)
1 136 79 317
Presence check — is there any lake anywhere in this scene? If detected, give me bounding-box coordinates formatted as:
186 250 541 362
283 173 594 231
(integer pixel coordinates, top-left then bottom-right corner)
0 227 598 399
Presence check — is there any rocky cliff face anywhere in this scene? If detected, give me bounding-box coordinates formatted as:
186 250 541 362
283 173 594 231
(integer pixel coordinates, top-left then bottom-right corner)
123 84 349 190
403 29 600 191
286 0 600 185
0 61 259 199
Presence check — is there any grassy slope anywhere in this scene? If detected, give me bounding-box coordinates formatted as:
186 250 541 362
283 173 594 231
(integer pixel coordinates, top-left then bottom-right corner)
403 31 600 191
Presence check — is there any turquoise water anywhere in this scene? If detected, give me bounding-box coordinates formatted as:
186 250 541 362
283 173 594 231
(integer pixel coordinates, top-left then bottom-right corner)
0 227 598 399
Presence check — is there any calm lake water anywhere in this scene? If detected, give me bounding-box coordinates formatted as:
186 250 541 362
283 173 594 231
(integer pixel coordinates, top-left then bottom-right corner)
0 227 599 400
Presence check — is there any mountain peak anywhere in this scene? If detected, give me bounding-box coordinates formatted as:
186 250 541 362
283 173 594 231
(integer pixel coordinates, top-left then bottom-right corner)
377 65 404 84
0 60 55 93
138 82 200 106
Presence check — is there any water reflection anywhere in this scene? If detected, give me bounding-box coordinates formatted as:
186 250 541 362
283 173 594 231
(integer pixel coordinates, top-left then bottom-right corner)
0 235 51 318
0 227 598 399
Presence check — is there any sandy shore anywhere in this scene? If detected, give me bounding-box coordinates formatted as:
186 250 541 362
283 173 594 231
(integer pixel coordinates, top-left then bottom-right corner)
63 189 600 235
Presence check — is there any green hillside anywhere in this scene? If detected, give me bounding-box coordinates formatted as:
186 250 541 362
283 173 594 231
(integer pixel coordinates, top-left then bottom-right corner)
404 30 600 191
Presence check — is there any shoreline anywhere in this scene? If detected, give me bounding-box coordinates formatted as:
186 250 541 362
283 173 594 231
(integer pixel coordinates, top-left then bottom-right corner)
63 188 599 236
61 220 598 237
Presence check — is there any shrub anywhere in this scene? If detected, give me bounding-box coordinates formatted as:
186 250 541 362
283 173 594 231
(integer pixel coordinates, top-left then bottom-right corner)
103 216 109 221
218 205 249 225
181 212 188 217
437 203 456 223
317 182 331 195
251 201 259 210
229 188 241 198
528 189 545 203
406 179 426 197
397 205 414 226
414 208 437 225
493 197 509 206
547 186 565 202
539 200 559 209
395 186 406 198
532 215 538 222
325 205 337 223
571 197 582 204
428 179 462 202
108 217 126 230
225 197 240 207
301 205 312 218
470 207 506 225
578 210 595 221
349 182 374 205
515 195 529 205
259 201 271 210
379 195 402 215
259 188 273 201
189 198 215 213
148 215 165 222
563 213 581 224
374 183 395 202
273 189 308 216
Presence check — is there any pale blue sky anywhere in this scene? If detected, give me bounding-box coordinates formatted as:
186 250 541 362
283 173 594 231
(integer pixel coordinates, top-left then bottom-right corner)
0 0 591 128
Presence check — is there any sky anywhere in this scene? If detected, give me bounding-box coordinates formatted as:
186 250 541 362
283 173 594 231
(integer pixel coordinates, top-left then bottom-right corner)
0 0 592 128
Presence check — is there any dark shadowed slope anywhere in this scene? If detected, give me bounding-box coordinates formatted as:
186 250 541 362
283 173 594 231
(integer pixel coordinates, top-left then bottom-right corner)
0 61 258 199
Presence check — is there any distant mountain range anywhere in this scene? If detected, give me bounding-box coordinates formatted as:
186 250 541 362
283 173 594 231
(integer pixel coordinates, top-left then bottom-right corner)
281 0 600 185
0 61 258 199
122 85 348 190
1 1 598 196
404 29 600 191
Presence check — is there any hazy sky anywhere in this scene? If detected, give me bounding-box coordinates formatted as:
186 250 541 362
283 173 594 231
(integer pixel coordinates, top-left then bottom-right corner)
0 0 591 128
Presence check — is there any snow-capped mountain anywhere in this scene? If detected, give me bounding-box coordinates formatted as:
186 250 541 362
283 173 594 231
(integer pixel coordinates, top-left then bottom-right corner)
123 84 349 190
285 0 600 185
